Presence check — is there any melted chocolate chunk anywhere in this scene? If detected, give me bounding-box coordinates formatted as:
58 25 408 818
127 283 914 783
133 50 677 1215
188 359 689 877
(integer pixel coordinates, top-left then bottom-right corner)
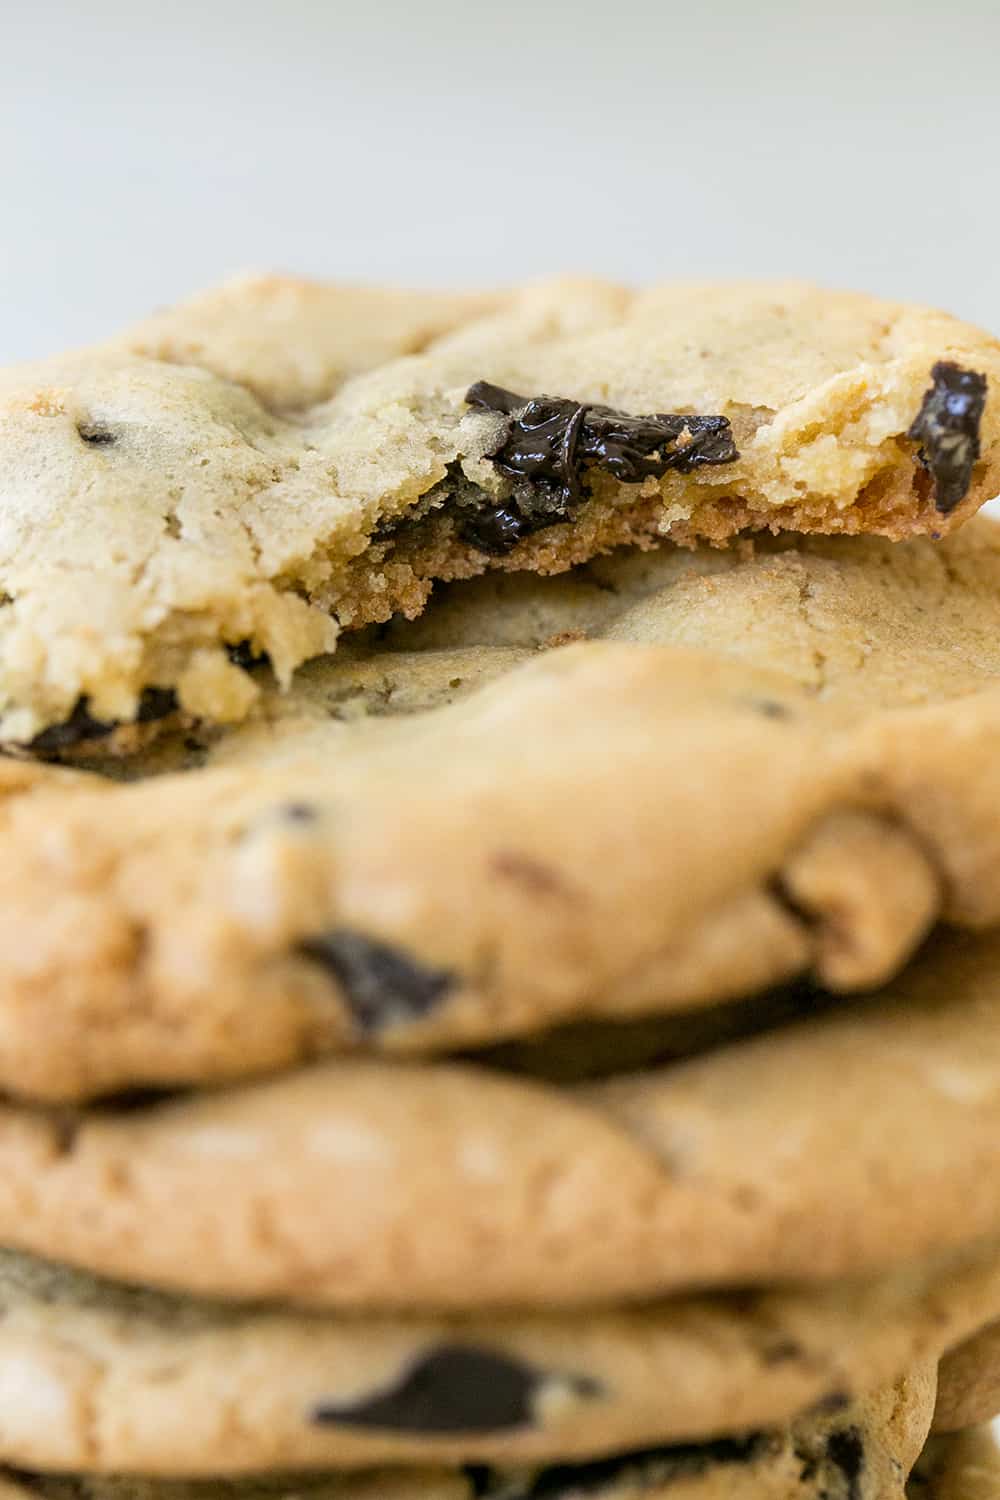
76 421 117 446
907 361 987 514
312 1345 599 1435
28 686 178 753
466 1434 767 1498
459 503 542 557
825 1427 865 1500
298 928 454 1032
461 382 738 555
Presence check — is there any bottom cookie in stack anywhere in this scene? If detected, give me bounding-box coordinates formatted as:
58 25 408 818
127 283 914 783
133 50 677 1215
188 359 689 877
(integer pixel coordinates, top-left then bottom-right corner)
0 949 1000 1492
2 875 1000 1490
0 1365 939 1498
0 1244 990 1473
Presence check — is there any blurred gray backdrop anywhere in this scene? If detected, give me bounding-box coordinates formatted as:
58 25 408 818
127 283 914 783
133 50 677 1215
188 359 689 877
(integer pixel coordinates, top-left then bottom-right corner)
3 0 1000 361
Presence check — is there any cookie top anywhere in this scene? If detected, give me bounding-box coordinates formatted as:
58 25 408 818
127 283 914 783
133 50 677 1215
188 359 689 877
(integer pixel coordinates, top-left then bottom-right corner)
4 929 1000 1309
2 276 998 742
12 520 1000 1101
0 1367 935 1498
933 1318 1000 1432
111 273 505 411
0 1243 973 1473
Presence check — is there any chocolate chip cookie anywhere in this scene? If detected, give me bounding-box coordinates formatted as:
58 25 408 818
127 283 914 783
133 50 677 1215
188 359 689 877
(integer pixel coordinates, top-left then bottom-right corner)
12 512 1000 1098
2 277 998 744
0 1366 936 1496
0 1244 976 1473
1 929 1000 1307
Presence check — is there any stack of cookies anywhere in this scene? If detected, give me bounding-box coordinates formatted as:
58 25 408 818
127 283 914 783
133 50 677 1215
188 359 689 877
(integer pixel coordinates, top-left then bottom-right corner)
1 278 1000 1498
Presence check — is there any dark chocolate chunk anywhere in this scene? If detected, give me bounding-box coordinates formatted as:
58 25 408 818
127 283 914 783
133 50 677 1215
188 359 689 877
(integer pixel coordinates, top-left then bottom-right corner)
825 1427 865 1500
31 691 175 753
907 361 988 514
298 928 455 1032
312 1345 599 1435
280 802 319 824
76 421 117 446
27 686 178 753
135 686 178 724
28 699 116 752
466 1434 767 1498
226 640 270 672
458 503 542 557
462 381 738 554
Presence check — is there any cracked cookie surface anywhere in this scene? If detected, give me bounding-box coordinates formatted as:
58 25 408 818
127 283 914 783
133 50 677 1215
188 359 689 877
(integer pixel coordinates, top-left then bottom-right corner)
111 272 506 412
2 276 999 742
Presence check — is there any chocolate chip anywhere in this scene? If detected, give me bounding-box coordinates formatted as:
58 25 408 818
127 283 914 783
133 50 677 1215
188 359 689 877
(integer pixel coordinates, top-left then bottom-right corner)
226 640 270 672
281 802 319 824
135 686 178 724
76 421 117 446
753 699 792 720
465 1435 768 1498
298 929 455 1032
459 503 541 557
825 1427 865 1500
312 1345 599 1435
27 687 178 753
28 699 116 752
462 381 738 554
907 361 988 514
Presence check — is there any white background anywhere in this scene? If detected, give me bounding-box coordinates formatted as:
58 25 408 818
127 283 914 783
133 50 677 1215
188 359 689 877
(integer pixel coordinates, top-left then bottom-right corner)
3 0 1000 361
